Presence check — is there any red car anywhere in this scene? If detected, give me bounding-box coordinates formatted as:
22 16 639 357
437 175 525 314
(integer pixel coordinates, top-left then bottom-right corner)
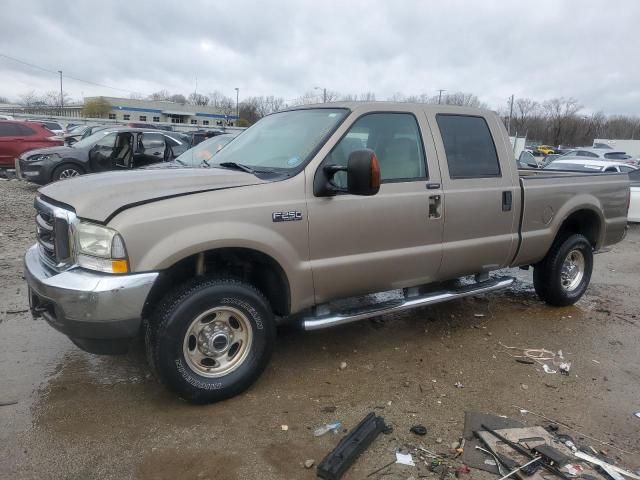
0 121 63 169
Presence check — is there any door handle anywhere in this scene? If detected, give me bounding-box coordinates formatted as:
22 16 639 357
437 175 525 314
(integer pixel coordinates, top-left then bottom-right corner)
426 183 441 190
502 191 513 211
429 195 441 219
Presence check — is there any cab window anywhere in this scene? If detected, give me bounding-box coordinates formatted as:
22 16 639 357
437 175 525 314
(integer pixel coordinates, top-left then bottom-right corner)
327 113 427 187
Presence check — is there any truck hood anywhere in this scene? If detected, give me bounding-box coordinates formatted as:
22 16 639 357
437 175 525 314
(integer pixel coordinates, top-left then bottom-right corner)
39 168 267 223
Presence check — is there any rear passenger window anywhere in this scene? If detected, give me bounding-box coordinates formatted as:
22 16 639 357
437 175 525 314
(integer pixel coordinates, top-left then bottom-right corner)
436 114 500 179
0 123 34 137
327 113 427 187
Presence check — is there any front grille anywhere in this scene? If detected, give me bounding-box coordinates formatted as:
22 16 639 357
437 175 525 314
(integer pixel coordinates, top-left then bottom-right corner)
34 197 73 271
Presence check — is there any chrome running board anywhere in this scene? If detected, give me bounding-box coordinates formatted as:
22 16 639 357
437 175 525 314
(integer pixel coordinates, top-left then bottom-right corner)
302 276 515 331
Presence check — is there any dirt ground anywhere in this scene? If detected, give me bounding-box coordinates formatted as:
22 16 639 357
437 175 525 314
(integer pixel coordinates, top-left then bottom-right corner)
1 178 639 480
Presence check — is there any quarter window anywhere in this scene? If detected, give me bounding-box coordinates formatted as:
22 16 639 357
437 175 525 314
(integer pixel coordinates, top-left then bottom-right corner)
436 114 500 179
327 113 427 187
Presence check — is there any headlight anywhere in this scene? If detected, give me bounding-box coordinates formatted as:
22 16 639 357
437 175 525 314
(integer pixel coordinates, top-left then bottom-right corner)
76 221 129 273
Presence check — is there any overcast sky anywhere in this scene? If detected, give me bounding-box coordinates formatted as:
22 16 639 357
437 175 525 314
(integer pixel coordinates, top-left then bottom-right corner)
1 0 639 115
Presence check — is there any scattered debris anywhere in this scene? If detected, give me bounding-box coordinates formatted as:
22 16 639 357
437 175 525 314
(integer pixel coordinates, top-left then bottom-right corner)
521 384 529 390
514 406 636 455
574 451 640 480
499 342 571 375
409 424 427 436
395 449 415 466
454 382 464 389
562 464 585 476
366 460 396 478
317 412 387 480
635 412 640 419
339 361 347 370
516 358 535 365
314 421 342 437
455 465 471 476
281 425 289 431
304 459 315 469
436 437 443 444
474 313 485 318
322 405 337 413
0 400 19 407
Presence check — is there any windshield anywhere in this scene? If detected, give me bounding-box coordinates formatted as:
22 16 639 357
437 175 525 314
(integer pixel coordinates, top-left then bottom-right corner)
210 108 348 172
175 134 235 166
72 129 114 148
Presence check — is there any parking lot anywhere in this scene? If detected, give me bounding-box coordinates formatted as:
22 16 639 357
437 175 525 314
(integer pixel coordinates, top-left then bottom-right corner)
0 177 638 479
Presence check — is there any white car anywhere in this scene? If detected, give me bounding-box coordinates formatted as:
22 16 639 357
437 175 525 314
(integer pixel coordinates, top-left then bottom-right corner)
629 169 640 223
543 158 638 174
559 147 638 165
26 119 64 137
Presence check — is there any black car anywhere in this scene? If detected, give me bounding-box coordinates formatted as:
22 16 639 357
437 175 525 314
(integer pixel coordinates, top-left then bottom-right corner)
17 128 191 184
182 129 227 146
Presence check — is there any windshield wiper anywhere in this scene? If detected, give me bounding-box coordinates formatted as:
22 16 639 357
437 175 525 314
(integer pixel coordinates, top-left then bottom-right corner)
218 162 256 174
174 158 187 166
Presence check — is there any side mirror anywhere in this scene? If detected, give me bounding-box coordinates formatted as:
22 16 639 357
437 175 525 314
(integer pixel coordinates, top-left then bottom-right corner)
314 149 381 197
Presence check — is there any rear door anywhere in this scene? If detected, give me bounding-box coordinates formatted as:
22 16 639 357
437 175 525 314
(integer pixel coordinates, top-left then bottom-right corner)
307 109 444 303
428 111 519 278
135 132 166 166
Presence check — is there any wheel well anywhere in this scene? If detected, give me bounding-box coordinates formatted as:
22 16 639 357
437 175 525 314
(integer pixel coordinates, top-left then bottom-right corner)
142 248 291 318
556 209 601 247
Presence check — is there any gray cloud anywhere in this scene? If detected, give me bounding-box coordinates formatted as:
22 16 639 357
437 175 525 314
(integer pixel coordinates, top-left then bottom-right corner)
1 0 639 114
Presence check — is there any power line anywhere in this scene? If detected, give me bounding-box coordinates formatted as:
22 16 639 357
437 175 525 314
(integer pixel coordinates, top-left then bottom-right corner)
0 52 138 95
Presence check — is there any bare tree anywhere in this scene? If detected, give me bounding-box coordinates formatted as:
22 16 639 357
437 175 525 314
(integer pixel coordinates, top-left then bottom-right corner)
19 90 41 106
187 93 208 106
129 92 144 100
542 97 582 145
208 90 228 108
169 93 187 104
0 95 9 104
147 89 171 101
43 90 73 108
219 96 235 117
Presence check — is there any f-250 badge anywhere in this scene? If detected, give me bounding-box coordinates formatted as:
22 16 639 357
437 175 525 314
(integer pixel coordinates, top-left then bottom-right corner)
272 211 303 222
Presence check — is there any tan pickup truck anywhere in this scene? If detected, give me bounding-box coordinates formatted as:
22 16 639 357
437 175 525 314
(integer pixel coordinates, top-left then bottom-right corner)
24 103 630 403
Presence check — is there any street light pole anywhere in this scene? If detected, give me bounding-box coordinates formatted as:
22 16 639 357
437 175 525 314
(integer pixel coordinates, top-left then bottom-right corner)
314 86 327 103
437 89 446 105
58 70 63 116
234 87 239 122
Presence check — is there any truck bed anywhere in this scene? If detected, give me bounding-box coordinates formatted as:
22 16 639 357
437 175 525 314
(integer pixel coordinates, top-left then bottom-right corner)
512 170 629 266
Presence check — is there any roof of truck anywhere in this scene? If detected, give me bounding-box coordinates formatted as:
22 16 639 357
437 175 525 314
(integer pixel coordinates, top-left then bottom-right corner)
280 101 495 115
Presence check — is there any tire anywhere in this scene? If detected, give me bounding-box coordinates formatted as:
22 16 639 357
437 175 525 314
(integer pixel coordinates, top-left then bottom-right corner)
533 234 593 306
52 163 83 182
146 277 275 403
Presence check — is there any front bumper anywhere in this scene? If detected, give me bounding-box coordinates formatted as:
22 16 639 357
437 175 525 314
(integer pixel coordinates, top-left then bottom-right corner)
24 244 158 353
17 157 51 184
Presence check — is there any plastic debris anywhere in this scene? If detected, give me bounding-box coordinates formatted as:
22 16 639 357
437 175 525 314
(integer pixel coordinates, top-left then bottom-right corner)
634 412 640 419
543 364 557 374
339 361 347 370
281 424 289 431
454 381 464 388
314 421 342 437
562 464 585 476
395 450 415 466
559 362 572 375
456 466 471 476
409 424 427 436
304 459 315 469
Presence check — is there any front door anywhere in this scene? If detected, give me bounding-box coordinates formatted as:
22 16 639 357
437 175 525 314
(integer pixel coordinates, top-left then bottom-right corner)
428 112 519 279
306 110 444 304
88 132 117 172
134 132 166 167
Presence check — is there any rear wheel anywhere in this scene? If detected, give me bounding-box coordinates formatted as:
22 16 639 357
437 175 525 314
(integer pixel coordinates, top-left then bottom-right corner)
533 234 593 306
146 277 275 403
52 164 83 182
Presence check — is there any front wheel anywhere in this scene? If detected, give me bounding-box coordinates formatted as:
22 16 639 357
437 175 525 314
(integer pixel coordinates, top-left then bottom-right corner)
533 234 593 306
146 278 276 403
51 163 83 182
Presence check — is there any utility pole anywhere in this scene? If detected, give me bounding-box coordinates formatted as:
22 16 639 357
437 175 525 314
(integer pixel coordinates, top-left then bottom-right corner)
437 89 446 105
507 94 514 136
58 70 63 117
234 87 239 122
314 86 327 103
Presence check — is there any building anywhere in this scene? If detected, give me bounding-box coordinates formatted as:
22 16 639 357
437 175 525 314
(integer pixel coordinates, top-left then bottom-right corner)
84 96 238 126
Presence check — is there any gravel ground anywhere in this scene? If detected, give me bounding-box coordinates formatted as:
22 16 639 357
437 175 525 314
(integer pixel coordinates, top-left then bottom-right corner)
0 178 639 480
